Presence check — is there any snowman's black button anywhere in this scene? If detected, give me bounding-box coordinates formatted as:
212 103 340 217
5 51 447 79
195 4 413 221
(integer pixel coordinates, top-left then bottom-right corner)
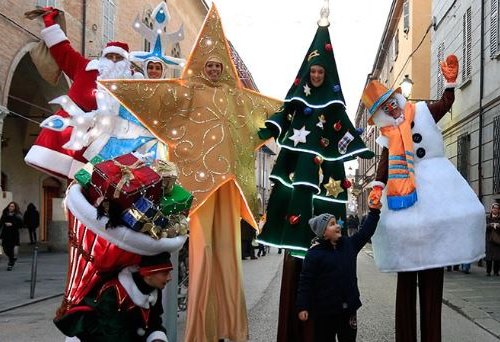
412 133 422 143
411 121 415 128
416 148 426 158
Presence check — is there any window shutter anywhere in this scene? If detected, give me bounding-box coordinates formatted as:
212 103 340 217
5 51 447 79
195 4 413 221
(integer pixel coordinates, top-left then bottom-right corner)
494 116 500 193
462 7 472 82
457 133 470 181
437 42 444 98
403 1 410 34
492 0 499 57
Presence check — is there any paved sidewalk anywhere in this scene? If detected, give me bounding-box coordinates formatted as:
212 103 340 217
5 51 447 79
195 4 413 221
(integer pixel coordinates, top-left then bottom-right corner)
443 263 500 338
364 244 500 339
0 245 66 313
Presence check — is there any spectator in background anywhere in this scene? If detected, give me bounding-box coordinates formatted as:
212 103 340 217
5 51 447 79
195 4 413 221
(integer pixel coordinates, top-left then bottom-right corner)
347 215 360 237
23 203 40 245
486 203 500 276
0 202 23 271
241 219 257 260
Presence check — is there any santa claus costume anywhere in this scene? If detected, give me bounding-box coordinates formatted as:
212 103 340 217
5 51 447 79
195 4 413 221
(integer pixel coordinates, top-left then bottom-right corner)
24 8 152 178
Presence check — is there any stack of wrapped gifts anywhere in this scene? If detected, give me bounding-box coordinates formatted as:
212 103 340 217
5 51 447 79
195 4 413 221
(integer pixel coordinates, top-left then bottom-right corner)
75 152 192 239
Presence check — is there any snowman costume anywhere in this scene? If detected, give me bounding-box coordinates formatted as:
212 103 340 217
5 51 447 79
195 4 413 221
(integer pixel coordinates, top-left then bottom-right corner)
371 92 485 272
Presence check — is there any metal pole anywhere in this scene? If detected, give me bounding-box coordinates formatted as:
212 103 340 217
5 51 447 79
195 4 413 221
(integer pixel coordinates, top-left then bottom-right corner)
163 250 179 341
30 246 39 299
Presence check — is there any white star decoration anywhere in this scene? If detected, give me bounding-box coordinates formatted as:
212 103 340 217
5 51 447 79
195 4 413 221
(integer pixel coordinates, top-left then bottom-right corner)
288 126 311 147
303 84 311 96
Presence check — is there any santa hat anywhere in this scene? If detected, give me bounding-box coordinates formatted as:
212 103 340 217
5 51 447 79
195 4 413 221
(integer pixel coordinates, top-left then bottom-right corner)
138 252 173 276
102 41 130 59
361 80 401 125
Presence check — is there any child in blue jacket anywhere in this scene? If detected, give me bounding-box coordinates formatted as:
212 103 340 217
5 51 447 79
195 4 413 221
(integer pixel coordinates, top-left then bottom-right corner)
296 208 380 342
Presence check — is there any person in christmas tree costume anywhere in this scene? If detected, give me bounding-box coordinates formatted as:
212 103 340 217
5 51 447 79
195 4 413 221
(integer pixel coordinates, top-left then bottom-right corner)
362 55 485 342
100 5 282 341
256 6 373 342
54 252 173 342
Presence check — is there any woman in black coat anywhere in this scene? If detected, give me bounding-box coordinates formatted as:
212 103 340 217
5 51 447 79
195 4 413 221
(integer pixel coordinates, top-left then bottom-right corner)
23 203 40 244
0 201 23 270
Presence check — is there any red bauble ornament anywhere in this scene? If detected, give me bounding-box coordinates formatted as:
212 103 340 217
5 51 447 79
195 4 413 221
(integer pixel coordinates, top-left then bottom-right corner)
320 137 330 148
289 215 301 225
313 155 323 165
294 78 301 86
325 43 333 52
342 179 352 189
333 120 342 131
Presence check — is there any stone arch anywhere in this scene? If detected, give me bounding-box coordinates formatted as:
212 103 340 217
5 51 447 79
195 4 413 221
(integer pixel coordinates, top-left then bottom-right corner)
2 43 69 244
2 42 38 106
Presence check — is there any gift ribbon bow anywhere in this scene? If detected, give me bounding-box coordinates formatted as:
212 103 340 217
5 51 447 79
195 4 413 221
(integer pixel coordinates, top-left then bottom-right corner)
151 160 178 178
111 159 143 198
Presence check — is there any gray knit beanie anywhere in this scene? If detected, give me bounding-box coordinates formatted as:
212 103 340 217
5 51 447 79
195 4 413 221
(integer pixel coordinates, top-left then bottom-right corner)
308 213 335 238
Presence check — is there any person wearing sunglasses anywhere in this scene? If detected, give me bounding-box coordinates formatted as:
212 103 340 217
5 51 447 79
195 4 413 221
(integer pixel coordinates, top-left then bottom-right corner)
361 55 485 342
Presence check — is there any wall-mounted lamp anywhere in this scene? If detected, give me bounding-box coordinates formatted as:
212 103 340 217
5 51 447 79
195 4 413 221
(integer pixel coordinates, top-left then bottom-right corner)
400 74 414 99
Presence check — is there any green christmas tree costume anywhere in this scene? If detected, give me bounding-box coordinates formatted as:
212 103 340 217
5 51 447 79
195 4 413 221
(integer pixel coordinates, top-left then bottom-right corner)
258 25 374 256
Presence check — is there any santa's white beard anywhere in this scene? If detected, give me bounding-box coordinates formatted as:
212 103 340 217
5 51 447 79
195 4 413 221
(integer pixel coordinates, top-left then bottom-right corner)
97 58 132 80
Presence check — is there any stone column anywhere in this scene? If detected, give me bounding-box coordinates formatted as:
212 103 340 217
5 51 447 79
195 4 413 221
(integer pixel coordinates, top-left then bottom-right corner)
0 105 9 190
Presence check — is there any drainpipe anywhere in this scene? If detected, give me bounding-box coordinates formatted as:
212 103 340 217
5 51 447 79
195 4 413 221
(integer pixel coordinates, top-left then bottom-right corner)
82 0 87 56
478 0 485 201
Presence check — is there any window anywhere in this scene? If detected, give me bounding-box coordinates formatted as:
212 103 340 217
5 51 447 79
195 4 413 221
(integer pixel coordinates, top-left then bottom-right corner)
462 7 472 83
171 42 182 78
457 133 470 181
37 0 56 6
102 0 116 44
403 0 410 34
437 42 445 98
393 30 399 61
142 9 153 52
491 0 500 57
494 116 500 193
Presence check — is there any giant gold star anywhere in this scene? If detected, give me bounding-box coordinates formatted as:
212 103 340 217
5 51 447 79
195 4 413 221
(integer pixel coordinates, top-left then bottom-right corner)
324 177 344 198
100 5 282 217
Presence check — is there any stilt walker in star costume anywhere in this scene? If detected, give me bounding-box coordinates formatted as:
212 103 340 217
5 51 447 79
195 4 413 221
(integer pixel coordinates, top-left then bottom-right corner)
256 3 374 341
362 55 485 342
101 5 282 341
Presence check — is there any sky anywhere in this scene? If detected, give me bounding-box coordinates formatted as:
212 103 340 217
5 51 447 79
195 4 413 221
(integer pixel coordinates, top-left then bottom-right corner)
206 0 393 120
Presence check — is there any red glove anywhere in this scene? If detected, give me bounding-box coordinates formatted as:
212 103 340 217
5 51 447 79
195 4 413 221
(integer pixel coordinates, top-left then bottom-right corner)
368 185 384 210
42 7 59 27
440 54 459 84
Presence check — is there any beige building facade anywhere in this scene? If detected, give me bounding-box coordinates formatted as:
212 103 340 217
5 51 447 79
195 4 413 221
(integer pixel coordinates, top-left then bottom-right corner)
354 0 433 215
432 0 500 209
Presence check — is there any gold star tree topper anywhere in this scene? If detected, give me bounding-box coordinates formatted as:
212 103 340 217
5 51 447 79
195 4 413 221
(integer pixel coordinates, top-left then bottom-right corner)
324 177 344 198
100 5 282 219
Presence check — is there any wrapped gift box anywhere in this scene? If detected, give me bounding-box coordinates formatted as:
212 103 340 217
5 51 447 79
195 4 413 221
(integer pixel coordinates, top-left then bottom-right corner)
150 159 178 195
88 153 162 210
160 184 193 216
74 155 105 189
122 196 169 239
